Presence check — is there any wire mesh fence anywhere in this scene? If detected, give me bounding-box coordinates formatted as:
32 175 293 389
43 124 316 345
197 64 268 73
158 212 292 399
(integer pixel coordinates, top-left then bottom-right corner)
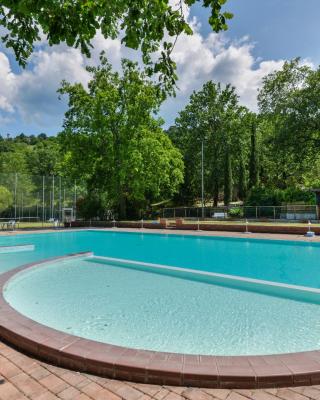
0 173 78 225
162 205 319 221
0 173 319 229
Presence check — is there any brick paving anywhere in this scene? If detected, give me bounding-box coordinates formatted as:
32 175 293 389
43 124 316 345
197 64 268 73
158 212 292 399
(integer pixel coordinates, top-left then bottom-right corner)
1 342 320 400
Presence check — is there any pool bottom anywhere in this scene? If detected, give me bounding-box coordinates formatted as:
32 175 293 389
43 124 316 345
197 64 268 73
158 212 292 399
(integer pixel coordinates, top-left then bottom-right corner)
1 253 320 389
4 254 320 356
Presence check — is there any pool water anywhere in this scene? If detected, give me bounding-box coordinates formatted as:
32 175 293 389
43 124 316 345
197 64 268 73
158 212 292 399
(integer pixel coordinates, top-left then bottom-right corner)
4 256 320 355
1 230 320 288
2 230 320 356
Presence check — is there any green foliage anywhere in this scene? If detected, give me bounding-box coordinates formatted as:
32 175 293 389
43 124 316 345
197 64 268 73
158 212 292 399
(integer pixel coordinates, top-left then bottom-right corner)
246 187 315 206
228 207 243 218
248 114 259 189
27 139 62 176
238 156 247 201
0 0 232 95
77 192 111 220
169 81 250 206
0 186 13 212
59 55 184 218
258 59 320 186
224 150 232 205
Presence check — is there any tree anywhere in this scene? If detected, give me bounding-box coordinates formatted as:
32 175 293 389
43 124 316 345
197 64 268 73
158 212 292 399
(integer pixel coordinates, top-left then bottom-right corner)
0 186 13 213
248 114 259 189
0 1 232 94
27 139 62 176
223 149 232 205
170 81 250 206
258 59 320 189
59 55 184 219
238 155 247 201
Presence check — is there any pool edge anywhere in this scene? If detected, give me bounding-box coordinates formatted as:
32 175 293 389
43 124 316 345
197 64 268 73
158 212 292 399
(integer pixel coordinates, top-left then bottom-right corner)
1 254 320 389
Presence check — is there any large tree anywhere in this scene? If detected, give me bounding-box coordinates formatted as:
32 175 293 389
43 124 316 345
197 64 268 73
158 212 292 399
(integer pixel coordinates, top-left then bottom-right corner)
169 81 250 206
59 55 184 219
0 1 232 93
258 58 320 188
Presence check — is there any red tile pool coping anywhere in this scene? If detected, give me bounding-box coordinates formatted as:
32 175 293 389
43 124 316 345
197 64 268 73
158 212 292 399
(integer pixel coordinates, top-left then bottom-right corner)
1 253 320 389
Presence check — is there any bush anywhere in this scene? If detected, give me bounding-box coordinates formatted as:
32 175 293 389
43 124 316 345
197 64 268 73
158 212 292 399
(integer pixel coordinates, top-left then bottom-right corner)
245 187 315 206
228 207 244 218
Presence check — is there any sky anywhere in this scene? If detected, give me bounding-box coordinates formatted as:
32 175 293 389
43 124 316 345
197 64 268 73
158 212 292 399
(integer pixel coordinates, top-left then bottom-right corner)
0 0 320 137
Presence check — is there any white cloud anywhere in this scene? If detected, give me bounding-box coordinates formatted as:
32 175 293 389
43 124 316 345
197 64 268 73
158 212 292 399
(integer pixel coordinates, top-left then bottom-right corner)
170 30 285 112
0 13 295 133
0 52 16 113
14 49 90 124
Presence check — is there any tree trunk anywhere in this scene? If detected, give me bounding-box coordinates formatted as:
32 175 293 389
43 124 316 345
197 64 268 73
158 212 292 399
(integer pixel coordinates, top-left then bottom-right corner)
211 153 220 207
238 157 247 201
213 180 219 207
118 193 127 220
249 121 259 188
224 151 232 206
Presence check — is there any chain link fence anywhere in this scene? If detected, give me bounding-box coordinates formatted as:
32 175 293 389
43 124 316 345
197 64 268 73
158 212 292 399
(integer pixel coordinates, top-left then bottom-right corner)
162 205 319 221
0 173 78 226
0 173 319 228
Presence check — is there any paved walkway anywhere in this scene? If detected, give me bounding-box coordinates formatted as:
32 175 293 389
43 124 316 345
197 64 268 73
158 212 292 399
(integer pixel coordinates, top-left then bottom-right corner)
1 342 320 400
1 227 320 242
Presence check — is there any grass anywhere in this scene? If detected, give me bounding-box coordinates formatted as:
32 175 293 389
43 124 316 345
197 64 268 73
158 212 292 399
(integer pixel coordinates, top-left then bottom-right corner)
0 222 60 230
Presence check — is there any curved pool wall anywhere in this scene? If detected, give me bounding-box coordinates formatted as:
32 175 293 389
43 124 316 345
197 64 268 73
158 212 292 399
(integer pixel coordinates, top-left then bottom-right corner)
2 253 320 388
1 230 320 289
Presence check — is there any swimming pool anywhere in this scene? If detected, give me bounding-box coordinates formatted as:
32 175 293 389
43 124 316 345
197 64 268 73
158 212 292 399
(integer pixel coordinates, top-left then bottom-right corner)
2 230 320 357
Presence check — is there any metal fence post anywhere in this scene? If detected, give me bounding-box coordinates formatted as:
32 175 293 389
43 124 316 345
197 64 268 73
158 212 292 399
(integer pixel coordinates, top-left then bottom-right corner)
74 180 77 221
52 175 55 219
14 173 17 220
42 176 45 226
59 176 62 222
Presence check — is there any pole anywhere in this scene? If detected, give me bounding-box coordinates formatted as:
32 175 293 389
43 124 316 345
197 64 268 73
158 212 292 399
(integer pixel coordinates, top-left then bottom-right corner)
42 176 45 224
201 140 204 218
52 175 55 219
14 173 17 220
74 181 77 221
59 176 62 222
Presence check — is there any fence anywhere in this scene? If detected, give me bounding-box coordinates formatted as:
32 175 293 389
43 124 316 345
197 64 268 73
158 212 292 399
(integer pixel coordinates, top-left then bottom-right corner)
162 205 319 221
0 173 78 224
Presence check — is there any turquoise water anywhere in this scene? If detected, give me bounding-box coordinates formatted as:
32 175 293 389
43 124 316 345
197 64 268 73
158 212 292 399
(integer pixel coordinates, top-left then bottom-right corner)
1 230 320 288
5 256 320 355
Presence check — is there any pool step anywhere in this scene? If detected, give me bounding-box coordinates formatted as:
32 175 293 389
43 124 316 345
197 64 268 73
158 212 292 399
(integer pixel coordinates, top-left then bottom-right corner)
88 255 320 305
0 244 35 254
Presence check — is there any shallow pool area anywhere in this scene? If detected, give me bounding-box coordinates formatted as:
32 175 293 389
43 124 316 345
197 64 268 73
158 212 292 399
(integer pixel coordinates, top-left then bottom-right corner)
4 254 320 356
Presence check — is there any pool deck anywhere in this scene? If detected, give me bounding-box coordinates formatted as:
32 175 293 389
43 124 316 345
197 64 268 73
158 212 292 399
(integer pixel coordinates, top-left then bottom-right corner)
3 340 320 400
1 226 320 242
1 228 320 398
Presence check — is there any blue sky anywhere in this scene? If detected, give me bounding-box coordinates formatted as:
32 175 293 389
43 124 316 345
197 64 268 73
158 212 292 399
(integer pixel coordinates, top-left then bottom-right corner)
192 0 320 63
0 0 319 137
